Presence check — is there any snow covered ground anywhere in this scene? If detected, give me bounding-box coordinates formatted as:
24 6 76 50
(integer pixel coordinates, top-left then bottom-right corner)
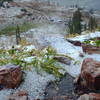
0 1 100 99
24 30 100 76
0 22 100 100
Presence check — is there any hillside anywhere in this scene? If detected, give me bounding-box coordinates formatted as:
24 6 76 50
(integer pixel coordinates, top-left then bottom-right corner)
0 0 100 100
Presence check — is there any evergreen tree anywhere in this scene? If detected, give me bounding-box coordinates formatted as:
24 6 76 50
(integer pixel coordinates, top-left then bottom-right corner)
72 8 82 34
68 19 73 34
68 8 82 34
88 16 97 31
83 23 87 31
16 25 21 45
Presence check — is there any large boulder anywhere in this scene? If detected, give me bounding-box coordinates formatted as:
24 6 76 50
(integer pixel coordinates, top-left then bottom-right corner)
75 58 100 93
82 44 100 54
78 93 100 100
0 64 23 89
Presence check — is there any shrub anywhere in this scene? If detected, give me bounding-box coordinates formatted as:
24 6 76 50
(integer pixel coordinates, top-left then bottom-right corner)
0 46 66 78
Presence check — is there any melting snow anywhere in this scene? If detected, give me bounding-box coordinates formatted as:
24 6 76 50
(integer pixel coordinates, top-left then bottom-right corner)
68 31 100 42
24 45 36 52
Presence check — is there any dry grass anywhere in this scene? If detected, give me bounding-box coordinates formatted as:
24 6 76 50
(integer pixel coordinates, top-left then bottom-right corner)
65 33 80 39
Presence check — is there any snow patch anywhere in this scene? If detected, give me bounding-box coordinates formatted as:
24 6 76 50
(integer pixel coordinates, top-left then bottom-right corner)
69 31 100 42
24 45 36 52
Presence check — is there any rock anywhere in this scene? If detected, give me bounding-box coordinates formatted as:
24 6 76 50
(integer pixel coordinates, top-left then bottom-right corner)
79 53 84 58
8 90 28 100
0 64 23 89
78 93 100 100
82 44 100 54
54 56 72 65
75 58 100 93
44 73 76 100
67 39 82 46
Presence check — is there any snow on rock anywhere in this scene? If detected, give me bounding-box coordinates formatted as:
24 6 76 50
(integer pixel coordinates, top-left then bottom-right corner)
15 45 21 49
35 33 83 77
85 54 100 62
23 56 35 63
25 28 83 77
0 7 21 18
68 31 100 42
23 45 36 52
67 31 100 61
45 34 83 60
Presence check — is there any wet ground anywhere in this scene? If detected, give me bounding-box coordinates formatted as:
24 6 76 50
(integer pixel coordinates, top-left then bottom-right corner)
44 73 78 100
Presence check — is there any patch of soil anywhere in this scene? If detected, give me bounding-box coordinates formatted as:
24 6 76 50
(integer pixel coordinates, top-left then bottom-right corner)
44 73 78 100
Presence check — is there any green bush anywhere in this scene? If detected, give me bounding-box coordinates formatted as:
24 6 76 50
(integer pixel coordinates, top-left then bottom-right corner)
0 46 66 78
83 39 100 47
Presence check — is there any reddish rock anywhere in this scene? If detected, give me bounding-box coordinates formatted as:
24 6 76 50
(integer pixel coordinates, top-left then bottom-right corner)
78 93 100 100
0 64 23 89
82 44 100 54
67 39 82 46
75 58 100 92
8 90 28 100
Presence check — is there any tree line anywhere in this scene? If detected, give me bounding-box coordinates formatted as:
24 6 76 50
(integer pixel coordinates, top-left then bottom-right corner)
68 8 98 34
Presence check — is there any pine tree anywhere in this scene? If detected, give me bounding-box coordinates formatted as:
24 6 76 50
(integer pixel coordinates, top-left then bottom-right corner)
72 8 82 34
88 16 97 31
84 24 87 31
68 19 73 34
68 8 82 34
16 25 21 45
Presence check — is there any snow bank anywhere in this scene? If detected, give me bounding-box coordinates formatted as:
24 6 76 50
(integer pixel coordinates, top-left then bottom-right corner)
45 34 82 60
37 33 83 77
68 31 100 42
85 54 100 62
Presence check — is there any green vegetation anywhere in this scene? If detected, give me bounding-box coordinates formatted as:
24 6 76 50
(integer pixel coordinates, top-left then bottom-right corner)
83 39 100 47
88 16 97 31
67 8 99 36
0 46 72 78
68 8 82 34
97 26 100 31
0 22 38 36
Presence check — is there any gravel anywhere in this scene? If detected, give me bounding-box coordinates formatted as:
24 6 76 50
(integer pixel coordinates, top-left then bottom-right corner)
0 68 55 100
